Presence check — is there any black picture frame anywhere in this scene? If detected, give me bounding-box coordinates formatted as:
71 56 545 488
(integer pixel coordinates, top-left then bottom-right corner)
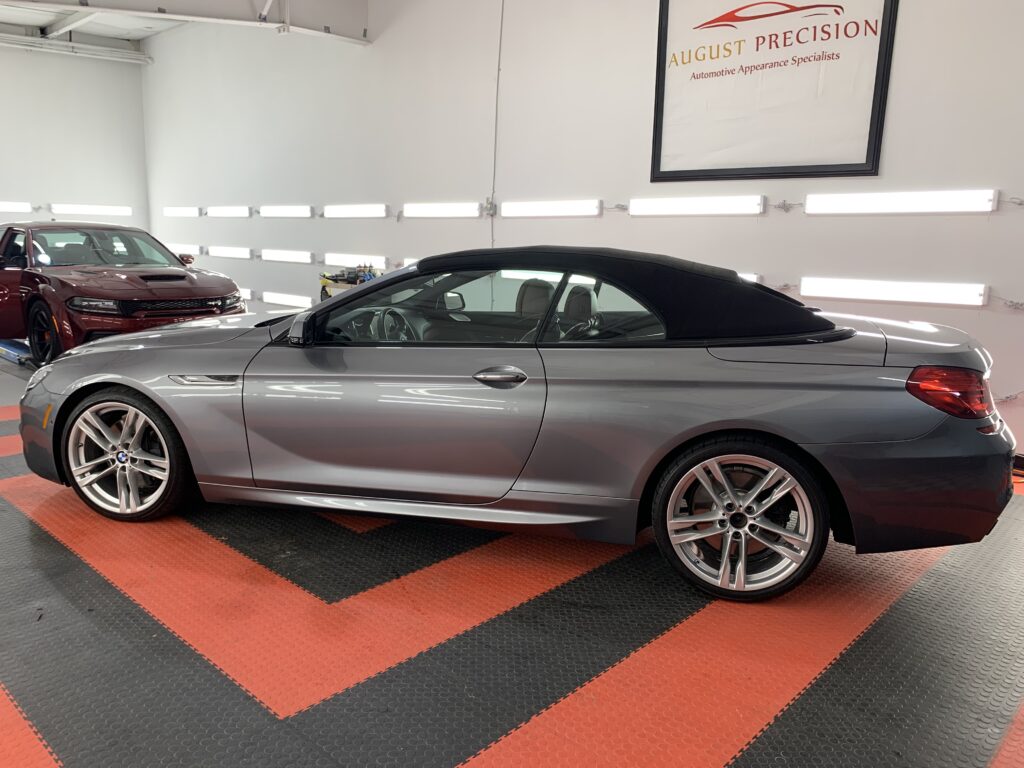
651 0 900 182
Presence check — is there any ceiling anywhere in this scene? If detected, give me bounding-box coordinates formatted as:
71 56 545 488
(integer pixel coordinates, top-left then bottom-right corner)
0 4 181 40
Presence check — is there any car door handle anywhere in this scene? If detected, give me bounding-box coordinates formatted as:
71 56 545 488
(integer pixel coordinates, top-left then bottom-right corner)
473 367 529 388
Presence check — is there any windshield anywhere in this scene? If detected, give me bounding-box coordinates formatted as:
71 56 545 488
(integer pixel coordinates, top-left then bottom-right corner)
31 228 182 268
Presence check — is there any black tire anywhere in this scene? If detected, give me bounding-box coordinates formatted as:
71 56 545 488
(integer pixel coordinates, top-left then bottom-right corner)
651 435 830 602
61 386 197 521
320 287 330 302
27 302 63 366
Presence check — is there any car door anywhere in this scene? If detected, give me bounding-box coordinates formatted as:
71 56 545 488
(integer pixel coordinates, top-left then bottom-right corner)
513 272 676 500
242 267 563 504
0 228 28 339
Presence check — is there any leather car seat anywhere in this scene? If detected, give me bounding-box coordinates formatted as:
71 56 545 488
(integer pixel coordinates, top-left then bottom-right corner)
563 285 597 325
423 323 475 343
515 279 555 318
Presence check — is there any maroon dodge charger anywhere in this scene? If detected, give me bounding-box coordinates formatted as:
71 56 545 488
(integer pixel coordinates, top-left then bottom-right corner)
0 222 245 364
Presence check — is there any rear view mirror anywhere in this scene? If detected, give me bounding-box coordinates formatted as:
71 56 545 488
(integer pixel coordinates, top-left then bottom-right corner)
288 311 315 347
445 291 466 311
179 254 195 265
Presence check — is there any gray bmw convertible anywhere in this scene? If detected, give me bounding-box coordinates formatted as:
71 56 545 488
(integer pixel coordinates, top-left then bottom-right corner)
19 247 1017 600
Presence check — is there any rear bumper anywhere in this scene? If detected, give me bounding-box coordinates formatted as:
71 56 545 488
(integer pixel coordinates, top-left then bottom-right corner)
805 417 1016 554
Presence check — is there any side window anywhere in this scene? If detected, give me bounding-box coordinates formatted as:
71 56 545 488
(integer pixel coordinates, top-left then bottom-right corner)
544 274 666 344
0 231 26 268
316 268 563 346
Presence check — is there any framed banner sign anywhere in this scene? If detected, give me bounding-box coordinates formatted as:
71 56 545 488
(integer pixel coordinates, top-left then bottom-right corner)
652 0 899 181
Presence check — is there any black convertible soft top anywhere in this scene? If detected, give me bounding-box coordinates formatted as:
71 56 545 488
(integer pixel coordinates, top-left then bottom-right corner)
418 246 836 341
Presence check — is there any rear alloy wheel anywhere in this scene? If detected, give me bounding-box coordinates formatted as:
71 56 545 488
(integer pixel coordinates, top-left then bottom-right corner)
652 438 829 601
27 303 62 366
63 388 196 521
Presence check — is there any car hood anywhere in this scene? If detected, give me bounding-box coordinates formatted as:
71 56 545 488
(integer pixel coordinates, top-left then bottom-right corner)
39 265 237 297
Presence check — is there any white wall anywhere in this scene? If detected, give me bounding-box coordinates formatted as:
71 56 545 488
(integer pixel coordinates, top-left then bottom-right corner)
141 0 501 298
0 47 149 228
142 0 1024 431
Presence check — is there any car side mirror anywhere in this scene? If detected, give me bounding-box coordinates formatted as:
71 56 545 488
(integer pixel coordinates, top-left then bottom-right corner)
444 291 465 311
179 254 195 265
288 311 315 347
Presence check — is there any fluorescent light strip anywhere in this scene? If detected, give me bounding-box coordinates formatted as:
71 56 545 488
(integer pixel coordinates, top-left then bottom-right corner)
805 190 998 215
239 288 253 301
801 277 988 307
165 243 201 256
324 204 388 219
403 202 482 219
0 201 32 214
629 195 765 217
500 270 596 285
163 206 200 218
500 199 602 218
262 249 312 264
206 206 251 218
325 253 387 269
259 205 313 219
263 291 314 309
207 246 252 260
738 273 761 283
51 203 132 217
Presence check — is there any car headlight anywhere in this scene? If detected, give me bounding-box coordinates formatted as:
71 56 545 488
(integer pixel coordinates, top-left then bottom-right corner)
68 297 121 315
26 365 52 391
222 292 243 309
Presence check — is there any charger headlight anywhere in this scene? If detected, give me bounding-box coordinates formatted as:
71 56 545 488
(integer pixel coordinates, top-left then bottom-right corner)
68 297 121 315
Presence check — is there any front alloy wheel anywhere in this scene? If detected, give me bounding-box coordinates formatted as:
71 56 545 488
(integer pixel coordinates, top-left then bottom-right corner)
63 388 195 521
653 439 829 601
27 303 62 366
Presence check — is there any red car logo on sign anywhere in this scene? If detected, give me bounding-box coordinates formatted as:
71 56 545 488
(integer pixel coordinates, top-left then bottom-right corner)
695 2 845 30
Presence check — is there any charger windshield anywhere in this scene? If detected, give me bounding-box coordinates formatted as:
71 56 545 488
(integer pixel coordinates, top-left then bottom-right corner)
31 229 181 268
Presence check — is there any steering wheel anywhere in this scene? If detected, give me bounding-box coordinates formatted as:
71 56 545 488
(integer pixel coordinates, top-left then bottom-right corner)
562 313 603 341
518 326 539 343
380 308 417 342
518 316 555 343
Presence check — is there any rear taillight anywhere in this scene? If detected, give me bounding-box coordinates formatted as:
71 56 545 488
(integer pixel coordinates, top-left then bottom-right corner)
906 366 994 419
